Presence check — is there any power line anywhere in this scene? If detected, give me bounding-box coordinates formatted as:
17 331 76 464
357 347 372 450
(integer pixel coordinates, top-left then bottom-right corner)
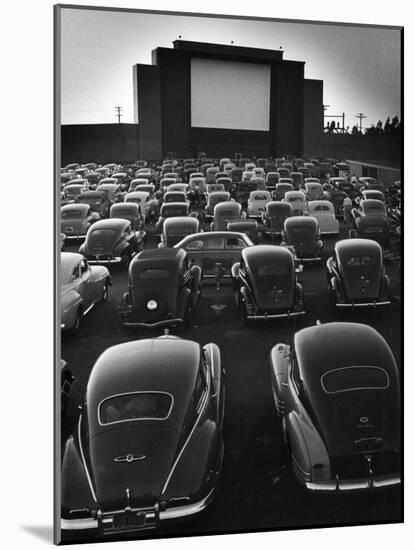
114 106 123 124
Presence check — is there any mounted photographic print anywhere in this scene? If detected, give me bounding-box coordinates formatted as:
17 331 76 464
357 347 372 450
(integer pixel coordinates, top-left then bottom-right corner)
55 4 402 545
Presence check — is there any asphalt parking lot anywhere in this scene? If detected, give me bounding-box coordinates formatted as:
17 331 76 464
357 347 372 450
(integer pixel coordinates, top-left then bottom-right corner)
61 220 402 543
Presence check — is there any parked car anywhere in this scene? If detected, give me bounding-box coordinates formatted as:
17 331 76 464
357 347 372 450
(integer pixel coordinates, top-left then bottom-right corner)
60 252 111 332
163 191 189 205
174 231 253 278
247 190 272 218
307 201 339 235
284 190 307 215
352 199 387 220
109 202 145 232
79 218 144 264
62 182 89 204
270 322 400 491
129 178 149 192
304 182 324 201
350 216 391 248
210 201 244 231
330 177 355 197
205 192 231 218
326 239 390 308
281 216 323 262
61 335 224 533
273 182 293 201
166 183 190 194
231 245 305 322
361 190 385 202
76 190 111 218
160 216 200 248
125 191 152 223
262 201 292 236
119 248 201 328
207 183 225 194
61 203 97 240
216 177 232 192
290 172 304 189
97 182 124 202
227 220 261 244
358 177 384 191
265 172 280 190
155 203 190 234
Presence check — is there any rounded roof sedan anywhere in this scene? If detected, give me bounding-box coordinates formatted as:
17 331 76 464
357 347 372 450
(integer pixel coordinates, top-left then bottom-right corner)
61 336 225 533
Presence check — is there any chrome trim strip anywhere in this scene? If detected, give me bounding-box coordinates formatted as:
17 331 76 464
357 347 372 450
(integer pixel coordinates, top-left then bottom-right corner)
321 366 390 394
97 391 175 426
77 415 97 503
161 365 211 495
160 486 215 520
82 303 95 316
247 311 305 320
336 301 390 307
121 318 184 328
88 257 122 264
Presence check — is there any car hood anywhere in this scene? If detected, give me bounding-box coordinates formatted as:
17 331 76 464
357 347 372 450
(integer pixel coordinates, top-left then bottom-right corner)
89 424 180 511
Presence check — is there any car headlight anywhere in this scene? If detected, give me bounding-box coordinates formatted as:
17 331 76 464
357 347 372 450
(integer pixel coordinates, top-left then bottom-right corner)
147 299 158 311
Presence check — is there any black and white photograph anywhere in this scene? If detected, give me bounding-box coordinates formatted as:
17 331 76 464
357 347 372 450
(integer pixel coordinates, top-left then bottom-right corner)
54 3 403 546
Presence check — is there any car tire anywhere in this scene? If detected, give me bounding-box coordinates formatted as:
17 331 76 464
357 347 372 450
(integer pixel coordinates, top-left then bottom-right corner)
101 281 109 303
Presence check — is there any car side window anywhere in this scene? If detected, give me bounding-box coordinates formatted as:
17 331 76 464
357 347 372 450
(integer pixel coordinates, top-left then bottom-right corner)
186 239 204 250
226 237 245 249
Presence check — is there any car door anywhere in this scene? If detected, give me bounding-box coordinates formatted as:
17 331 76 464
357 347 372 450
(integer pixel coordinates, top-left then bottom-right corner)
223 236 248 275
201 236 227 276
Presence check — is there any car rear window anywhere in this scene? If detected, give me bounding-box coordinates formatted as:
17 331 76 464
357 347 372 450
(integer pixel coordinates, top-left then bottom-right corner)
346 255 375 267
321 366 390 394
99 392 173 425
364 226 384 234
62 209 85 219
314 205 330 211
138 268 170 279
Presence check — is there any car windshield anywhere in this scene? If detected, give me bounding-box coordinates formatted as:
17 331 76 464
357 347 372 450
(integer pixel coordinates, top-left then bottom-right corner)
113 209 134 217
62 209 85 219
314 205 330 212
321 367 389 394
99 392 173 424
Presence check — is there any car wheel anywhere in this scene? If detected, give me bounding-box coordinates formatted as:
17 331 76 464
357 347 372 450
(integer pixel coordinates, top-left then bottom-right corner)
101 281 109 303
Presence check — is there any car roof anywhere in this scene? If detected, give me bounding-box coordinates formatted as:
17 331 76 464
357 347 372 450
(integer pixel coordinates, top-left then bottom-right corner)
295 322 398 394
110 202 139 212
89 218 130 231
61 202 90 212
174 231 251 246
335 238 381 257
285 215 318 227
242 244 294 265
164 216 198 228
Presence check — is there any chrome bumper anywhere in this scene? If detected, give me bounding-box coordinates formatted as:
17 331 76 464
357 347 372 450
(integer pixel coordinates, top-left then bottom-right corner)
61 487 215 531
305 473 401 492
336 300 391 308
295 256 322 263
87 257 122 264
63 234 86 240
247 310 305 320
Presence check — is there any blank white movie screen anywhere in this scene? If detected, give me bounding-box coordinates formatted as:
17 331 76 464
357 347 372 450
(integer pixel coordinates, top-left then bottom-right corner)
190 58 271 131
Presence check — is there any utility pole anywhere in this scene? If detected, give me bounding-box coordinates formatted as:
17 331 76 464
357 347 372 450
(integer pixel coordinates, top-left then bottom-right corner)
114 106 123 124
355 112 367 133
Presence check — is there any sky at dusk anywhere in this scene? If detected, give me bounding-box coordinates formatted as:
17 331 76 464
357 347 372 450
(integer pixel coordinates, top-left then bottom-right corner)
60 7 401 131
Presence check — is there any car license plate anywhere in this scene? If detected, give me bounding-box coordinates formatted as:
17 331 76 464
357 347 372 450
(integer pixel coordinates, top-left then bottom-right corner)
113 511 146 531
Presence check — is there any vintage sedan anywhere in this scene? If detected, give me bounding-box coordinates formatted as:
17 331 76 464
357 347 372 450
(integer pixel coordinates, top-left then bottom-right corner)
327 239 390 308
166 183 190 194
361 189 385 202
160 217 200 248
60 252 111 332
284 190 307 215
265 172 280 190
227 220 261 244
231 245 305 322
350 216 391 248
304 182 324 201
97 182 124 202
358 177 384 191
163 191 189 205
76 191 111 218
205 192 231 219
210 201 244 231
109 203 145 232
281 216 323 262
62 182 89 204
61 335 224 534
352 199 387 220
206 183 225 194
273 182 293 201
270 322 400 492
119 248 201 328
247 190 272 218
61 203 97 240
308 201 339 235
174 231 253 278
262 201 292 237
79 218 144 265
129 178 150 192
155 203 190 234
